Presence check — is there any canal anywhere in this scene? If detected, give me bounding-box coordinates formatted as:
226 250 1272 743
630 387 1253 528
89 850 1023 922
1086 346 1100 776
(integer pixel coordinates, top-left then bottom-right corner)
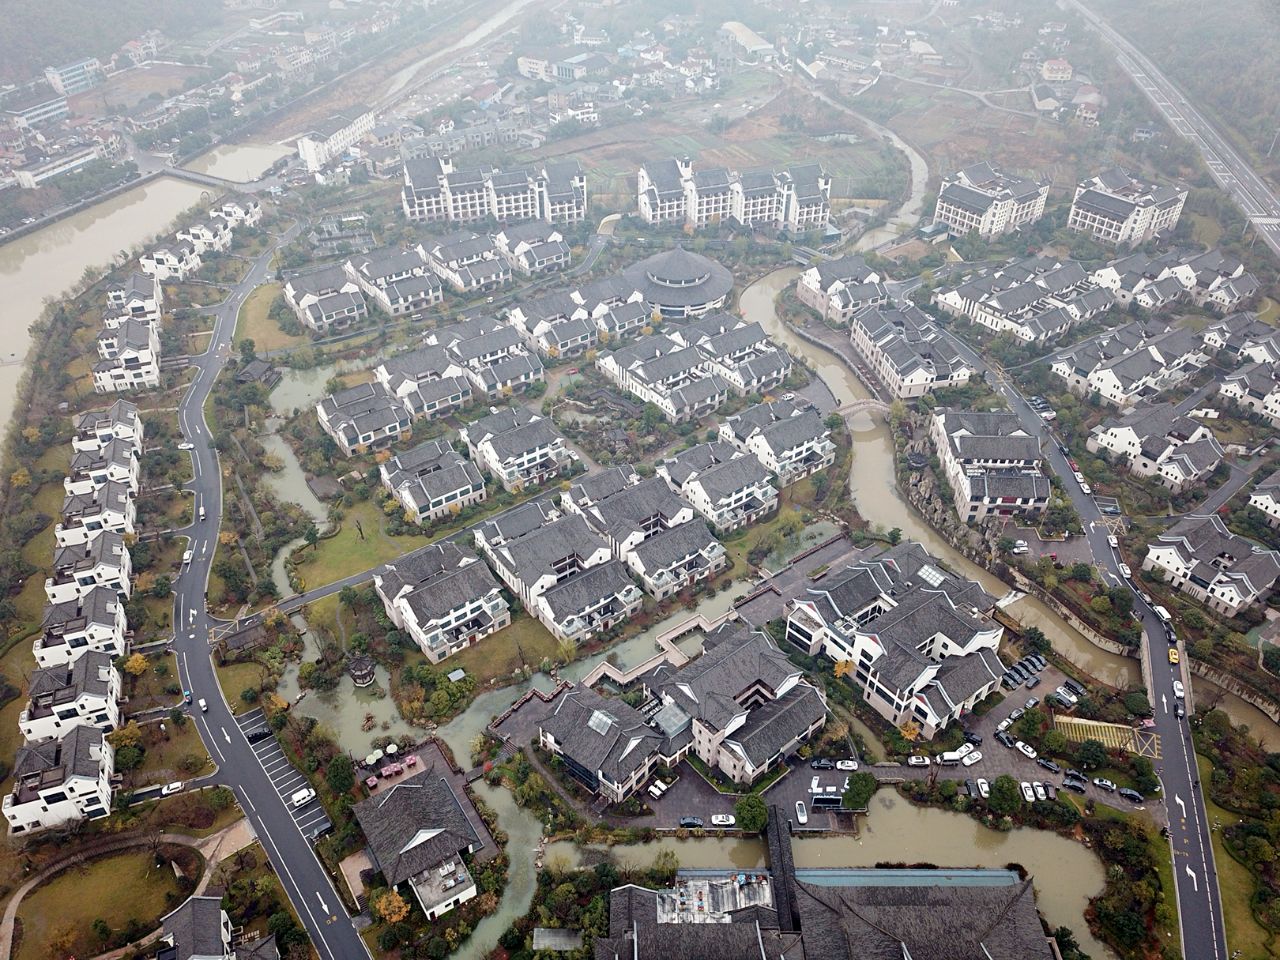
0 176 210 436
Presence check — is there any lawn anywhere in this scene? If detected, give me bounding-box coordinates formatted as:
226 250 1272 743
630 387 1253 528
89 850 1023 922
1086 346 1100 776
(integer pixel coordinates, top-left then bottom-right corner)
1198 755 1275 958
1190 212 1225 247
216 660 272 715
235 282 307 352
1257 297 1280 325
437 612 560 685
288 499 423 592
14 849 185 960
132 718 214 788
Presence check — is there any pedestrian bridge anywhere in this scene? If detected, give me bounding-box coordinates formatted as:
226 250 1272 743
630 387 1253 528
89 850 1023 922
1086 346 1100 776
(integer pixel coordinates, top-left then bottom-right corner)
834 398 891 418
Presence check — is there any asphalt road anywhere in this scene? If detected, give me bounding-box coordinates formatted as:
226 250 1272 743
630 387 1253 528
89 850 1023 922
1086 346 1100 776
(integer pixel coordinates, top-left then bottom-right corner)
1069 0 1280 261
944 332 1226 960
168 223 371 960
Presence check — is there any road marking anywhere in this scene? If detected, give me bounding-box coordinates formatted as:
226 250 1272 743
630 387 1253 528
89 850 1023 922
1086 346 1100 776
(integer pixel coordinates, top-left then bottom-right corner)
1185 865 1198 891
317 893 330 914
1162 694 1168 714
1176 794 1186 818
245 792 256 811
222 727 231 743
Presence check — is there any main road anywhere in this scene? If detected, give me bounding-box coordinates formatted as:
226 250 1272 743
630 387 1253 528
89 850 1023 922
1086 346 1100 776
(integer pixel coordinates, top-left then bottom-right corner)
940 329 1227 960
168 223 371 960
1068 0 1280 259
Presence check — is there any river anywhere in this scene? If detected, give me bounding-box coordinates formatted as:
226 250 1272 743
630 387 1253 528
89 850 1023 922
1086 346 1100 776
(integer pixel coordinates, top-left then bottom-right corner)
184 143 291 183
544 788 1113 958
0 176 210 437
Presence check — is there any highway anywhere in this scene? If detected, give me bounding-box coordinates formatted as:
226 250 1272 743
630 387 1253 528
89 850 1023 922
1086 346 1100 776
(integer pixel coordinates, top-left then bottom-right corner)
940 329 1227 960
1068 0 1280 260
168 223 371 960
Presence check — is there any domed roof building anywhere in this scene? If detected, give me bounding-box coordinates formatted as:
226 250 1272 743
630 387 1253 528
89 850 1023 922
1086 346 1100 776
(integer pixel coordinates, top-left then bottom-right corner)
621 247 734 319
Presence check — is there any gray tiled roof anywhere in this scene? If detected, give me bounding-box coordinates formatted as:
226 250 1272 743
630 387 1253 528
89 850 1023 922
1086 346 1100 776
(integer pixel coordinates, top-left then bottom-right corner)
541 686 661 786
161 896 226 960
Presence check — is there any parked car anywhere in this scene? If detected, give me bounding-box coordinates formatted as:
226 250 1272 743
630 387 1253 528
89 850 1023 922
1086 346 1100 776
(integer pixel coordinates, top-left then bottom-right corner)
1118 788 1145 804
962 750 983 767
1015 741 1037 759
1168 648 1180 664
291 787 316 808
1065 768 1086 783
955 742 975 758
1033 782 1047 801
1173 680 1185 699
1119 563 1132 579
964 779 978 797
1061 778 1086 795
1008 708 1025 722
836 759 858 771
810 776 821 792
1107 535 1118 548
1024 697 1040 711
1055 686 1079 705
964 732 982 746
995 731 1015 748
1093 777 1116 791
794 802 808 825
976 778 990 799
1020 782 1036 802
1025 675 1041 689
907 755 930 766
1176 703 1186 718
1063 678 1086 697
679 816 705 828
161 781 184 796
1036 757 1061 774
710 814 735 827
996 717 1013 732
1080 482 1092 495
810 758 835 770
1029 655 1047 671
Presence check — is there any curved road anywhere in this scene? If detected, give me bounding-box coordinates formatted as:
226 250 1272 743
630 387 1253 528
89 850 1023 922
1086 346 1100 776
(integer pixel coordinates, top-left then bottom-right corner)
168 223 370 960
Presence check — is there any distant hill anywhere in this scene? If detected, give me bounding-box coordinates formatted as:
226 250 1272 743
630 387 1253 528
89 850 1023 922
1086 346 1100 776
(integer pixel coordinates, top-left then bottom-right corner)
0 0 223 83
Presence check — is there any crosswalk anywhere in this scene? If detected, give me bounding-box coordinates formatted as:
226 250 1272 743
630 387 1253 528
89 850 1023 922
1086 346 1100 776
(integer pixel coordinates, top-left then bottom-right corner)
236 708 333 840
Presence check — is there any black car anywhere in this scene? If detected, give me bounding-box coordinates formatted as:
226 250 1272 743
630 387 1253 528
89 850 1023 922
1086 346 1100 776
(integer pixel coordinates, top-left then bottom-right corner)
1063 678 1086 697
964 779 978 797
964 732 983 746
1008 665 1028 683
1002 674 1020 690
810 758 835 770
1025 675 1041 689
679 816 705 828
994 730 1015 748
1044 783 1058 801
1029 655 1047 671
1118 788 1144 804
1061 778 1086 795
1065 768 1087 782
1036 758 1061 774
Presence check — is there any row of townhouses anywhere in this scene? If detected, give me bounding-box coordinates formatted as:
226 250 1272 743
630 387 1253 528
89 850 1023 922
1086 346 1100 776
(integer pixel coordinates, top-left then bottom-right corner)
848 305 973 399
1143 514 1280 617
401 156 587 225
1049 317 1208 407
1087 402 1224 492
1090 247 1260 315
637 157 832 233
5 400 145 835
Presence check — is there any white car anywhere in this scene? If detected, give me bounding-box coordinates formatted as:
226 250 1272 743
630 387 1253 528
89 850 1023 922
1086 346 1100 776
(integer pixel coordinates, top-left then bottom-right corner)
996 718 1013 732
183 549 193 565
710 814 736 827
1015 741 1038 759
795 800 808 825
955 742 975 759
1173 679 1185 699
1055 686 1079 705
1033 781 1047 801
907 755 930 766
291 787 317 808
178 442 194 451
1119 563 1132 579
781 393 796 402
1080 482 1092 495
1020 781 1035 802
1073 471 1085 484
161 781 184 796
1107 535 1118 548
976 778 990 799
961 750 983 767
197 698 207 712
836 759 858 771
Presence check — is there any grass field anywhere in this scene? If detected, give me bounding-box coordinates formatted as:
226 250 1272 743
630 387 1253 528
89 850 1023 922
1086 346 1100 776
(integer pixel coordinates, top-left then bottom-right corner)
288 499 423 591
235 283 306 352
216 660 271 715
433 612 559 684
134 719 214 788
15 849 184 960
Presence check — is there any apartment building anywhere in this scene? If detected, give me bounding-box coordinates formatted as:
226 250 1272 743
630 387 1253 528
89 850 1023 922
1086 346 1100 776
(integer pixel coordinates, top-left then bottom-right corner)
932 161 1049 239
719 401 836 485
638 157 831 232
401 156 586 224
795 255 888 325
930 408 1052 523
297 110 376 171
849 305 973 399
1067 168 1187 245
658 441 779 532
282 263 368 334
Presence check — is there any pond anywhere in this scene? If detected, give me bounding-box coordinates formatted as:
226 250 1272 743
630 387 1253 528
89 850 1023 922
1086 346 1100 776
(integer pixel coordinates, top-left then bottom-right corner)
546 788 1114 959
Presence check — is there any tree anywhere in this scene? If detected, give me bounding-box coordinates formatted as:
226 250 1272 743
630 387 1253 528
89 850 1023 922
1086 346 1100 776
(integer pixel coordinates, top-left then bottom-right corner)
734 794 768 833
1023 626 1050 654
373 889 410 923
326 754 355 794
842 772 877 811
108 720 144 750
886 527 902 545
240 338 257 363
1077 738 1108 770
304 523 320 551
123 652 149 677
988 775 1022 815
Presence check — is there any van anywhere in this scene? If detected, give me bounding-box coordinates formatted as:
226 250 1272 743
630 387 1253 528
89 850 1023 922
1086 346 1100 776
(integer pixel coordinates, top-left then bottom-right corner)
199 506 206 522
937 750 962 765
1152 605 1173 624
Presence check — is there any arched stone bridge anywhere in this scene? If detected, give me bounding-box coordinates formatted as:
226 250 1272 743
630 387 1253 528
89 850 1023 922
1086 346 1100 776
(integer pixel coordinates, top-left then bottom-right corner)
834 398 892 418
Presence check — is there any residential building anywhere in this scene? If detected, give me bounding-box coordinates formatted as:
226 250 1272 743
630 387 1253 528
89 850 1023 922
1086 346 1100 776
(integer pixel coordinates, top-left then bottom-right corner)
283 263 368 334
373 543 508 662
401 157 586 224
505 276 647 358
57 481 136 546
785 541 1006 739
1202 312 1273 361
930 409 1052 523
465 409 571 492
1 85 69 130
64 439 139 497
46 532 132 603
139 243 202 282
421 232 511 294
639 158 830 232
105 273 163 328
1050 321 1207 407
933 256 1114 343
658 441 779 532
720 21 776 61
72 399 143 454
175 221 233 256
849 305 972 399
681 319 792 396
157 896 235 960
573 475 697 560
14 145 110 189
297 110 377 171
4 725 114 835
1068 168 1187 245
93 319 161 393
380 440 486 524
795 256 887 325
316 383 411 457
34 588 127 668
636 158 687 225
353 766 484 920
598 334 729 423
719 400 836 485
493 221 571 277
1087 403 1223 491
374 344 470 419
1248 467 1280 528
627 519 727 599
344 247 442 317
1143 514 1280 616
210 199 263 226
483 513 642 641
1220 361 1280 425
44 58 104 96
19 652 120 744
1090 248 1260 314
932 161 1050 239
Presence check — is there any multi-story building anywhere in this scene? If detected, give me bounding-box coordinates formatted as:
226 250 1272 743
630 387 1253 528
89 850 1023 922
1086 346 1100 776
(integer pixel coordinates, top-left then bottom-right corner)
1219 361 1280 426
1249 467 1280 528
345 247 442 317
282 263 367 333
34 588 127 668
658 441 779 532
639 157 831 232
930 408 1052 523
1 85 69 130
785 541 1005 739
45 531 132 603
157 896 236 960
175 221 233 256
72 399 143 455
1143 515 1280 616
19 652 120 744
93 319 161 393
932 162 1049 239
57 481 136 546
139 243 202 281
677 317 792 397
1050 320 1207 407
401 157 586 224
316 383 411 457
374 543 509 663
105 273 163 328
718 400 836 485
795 255 887 325
209 199 263 227
380 440 486 524
44 58 104 96
374 345 471 420
64 439 139 497
1087 402 1223 491
1067 168 1187 246
598 335 729 423
849 305 972 399
421 232 511 294
493 221 571 277
4 725 114 835
467 412 572 493
297 110 377 171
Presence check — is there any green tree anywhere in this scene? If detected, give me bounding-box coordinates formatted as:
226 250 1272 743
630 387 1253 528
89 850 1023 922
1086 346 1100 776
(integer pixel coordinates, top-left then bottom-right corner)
326 754 355 794
988 775 1022 816
734 794 768 832
886 527 902 545
240 338 257 363
841 772 878 810
1023 627 1049 654
1015 708 1046 742
1077 739 1108 770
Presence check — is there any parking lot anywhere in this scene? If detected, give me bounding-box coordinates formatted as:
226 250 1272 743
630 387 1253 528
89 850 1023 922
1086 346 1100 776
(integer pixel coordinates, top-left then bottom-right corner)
236 708 332 840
